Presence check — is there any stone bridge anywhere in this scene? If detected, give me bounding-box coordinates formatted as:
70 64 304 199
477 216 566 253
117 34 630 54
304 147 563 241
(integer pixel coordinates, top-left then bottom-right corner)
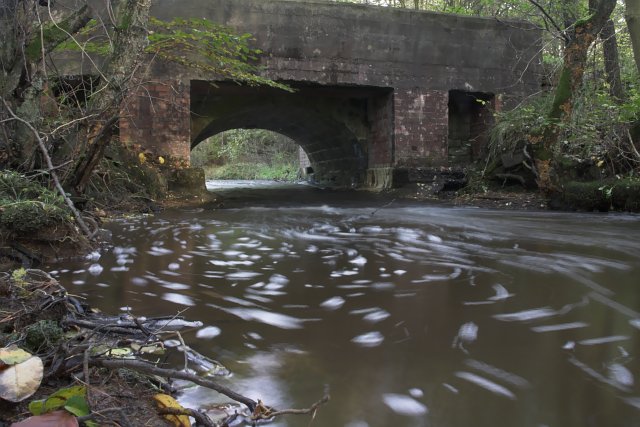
120 0 541 188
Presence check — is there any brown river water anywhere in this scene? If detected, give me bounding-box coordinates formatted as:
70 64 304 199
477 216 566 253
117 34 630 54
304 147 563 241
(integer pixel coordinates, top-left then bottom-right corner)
50 181 640 427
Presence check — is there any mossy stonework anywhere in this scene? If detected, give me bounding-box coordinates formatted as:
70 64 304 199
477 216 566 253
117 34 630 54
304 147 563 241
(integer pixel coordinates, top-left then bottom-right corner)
168 167 207 194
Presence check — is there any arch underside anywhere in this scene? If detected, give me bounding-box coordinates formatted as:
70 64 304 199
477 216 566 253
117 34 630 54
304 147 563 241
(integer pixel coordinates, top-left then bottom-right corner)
190 81 384 187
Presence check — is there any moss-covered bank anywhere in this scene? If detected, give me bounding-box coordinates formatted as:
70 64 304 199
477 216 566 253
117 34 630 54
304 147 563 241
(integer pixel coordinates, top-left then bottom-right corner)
0 172 92 268
555 178 640 212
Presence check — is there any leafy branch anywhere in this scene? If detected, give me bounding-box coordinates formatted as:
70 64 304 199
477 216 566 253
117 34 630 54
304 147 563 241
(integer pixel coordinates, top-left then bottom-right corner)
54 16 291 91
146 17 291 91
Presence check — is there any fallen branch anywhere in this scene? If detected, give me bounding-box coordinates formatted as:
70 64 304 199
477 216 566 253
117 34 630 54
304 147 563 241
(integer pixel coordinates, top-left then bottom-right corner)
64 315 204 337
254 394 331 420
495 173 526 186
91 358 258 412
64 318 145 336
92 358 330 424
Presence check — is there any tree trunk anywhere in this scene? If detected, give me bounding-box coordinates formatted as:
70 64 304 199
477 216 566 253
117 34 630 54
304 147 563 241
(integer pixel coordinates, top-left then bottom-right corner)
548 29 598 122
624 1 640 154
533 0 617 192
625 0 640 74
601 19 624 101
67 0 152 195
0 4 91 170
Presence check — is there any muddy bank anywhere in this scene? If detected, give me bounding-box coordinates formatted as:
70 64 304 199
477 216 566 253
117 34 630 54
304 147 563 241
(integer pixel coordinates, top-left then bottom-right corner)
390 183 549 211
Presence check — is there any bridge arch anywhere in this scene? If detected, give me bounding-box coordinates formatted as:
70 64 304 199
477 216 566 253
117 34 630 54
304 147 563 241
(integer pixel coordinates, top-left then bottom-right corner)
192 128 303 176
190 81 389 186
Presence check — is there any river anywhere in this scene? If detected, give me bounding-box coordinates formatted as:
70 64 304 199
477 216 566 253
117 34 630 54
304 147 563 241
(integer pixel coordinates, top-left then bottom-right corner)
51 181 640 427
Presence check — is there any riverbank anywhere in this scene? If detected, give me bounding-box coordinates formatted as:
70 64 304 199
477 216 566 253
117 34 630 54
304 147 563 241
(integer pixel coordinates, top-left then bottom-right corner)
391 183 549 211
0 269 171 426
392 176 640 213
0 269 327 426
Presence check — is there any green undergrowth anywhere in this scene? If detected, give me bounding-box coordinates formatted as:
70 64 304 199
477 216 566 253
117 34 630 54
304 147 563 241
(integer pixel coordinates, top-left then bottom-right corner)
0 171 74 234
205 162 299 181
488 86 640 178
487 94 553 162
81 143 168 213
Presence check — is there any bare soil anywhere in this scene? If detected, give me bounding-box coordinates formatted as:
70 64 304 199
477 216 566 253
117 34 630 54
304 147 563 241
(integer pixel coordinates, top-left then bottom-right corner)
391 182 550 211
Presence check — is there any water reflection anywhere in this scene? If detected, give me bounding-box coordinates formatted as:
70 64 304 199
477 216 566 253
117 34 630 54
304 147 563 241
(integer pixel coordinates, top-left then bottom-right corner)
50 183 640 426
454 372 517 400
382 393 428 415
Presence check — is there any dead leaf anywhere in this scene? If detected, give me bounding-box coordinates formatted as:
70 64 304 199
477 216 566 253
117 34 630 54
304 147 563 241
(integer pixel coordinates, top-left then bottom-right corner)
0 355 44 402
252 399 273 419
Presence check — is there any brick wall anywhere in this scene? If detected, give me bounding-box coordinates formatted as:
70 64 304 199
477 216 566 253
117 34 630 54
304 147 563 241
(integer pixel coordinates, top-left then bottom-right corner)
120 80 191 166
298 146 311 171
393 89 448 167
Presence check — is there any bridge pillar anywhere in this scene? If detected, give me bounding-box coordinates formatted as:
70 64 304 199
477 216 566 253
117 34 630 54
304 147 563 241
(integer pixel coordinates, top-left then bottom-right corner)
120 80 191 168
366 88 449 189
365 92 394 188
393 88 449 167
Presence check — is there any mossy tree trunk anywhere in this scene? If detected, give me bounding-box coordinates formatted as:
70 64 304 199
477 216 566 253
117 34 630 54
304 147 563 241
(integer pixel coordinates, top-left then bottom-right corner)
601 18 624 101
0 0 151 195
625 0 640 74
0 3 91 170
532 0 617 192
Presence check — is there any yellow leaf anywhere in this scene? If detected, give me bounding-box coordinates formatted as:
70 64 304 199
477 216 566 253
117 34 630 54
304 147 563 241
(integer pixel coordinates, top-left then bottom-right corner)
0 345 32 366
138 152 146 164
130 343 165 355
597 160 604 168
105 348 134 358
153 393 191 427
158 156 165 165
